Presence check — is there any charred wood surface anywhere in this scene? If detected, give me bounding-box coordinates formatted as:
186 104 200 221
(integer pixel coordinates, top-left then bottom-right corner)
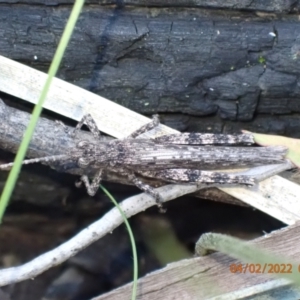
0 0 299 12
0 4 300 137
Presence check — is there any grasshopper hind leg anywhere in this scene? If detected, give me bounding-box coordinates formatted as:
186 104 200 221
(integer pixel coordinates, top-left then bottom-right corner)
142 169 256 186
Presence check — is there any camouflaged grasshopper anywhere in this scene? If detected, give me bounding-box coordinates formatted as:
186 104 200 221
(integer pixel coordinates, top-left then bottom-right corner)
0 114 287 209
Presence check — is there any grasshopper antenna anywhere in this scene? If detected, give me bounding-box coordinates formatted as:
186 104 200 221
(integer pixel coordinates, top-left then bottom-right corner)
0 155 68 170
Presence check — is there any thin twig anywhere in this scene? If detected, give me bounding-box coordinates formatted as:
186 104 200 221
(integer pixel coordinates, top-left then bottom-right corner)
0 162 292 287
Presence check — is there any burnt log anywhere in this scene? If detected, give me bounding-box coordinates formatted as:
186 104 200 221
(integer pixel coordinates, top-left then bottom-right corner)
0 3 300 136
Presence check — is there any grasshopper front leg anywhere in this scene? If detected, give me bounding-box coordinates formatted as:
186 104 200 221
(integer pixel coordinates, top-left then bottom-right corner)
76 169 104 196
127 115 160 139
72 114 101 138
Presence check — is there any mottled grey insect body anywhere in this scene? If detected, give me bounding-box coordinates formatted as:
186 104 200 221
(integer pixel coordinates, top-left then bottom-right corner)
65 114 287 211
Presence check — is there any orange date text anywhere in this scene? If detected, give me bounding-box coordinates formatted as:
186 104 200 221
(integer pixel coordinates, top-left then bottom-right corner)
229 263 293 274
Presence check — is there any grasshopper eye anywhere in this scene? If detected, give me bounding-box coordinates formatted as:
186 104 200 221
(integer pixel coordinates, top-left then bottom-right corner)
78 157 90 168
77 141 90 149
109 161 117 167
